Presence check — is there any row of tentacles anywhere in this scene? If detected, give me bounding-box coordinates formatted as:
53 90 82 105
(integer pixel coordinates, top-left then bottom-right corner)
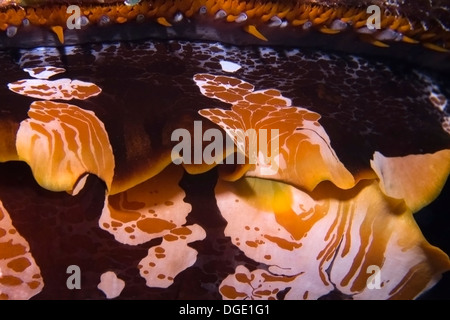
0 0 449 51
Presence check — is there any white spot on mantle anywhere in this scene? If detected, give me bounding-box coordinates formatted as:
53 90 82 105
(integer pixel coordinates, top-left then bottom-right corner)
98 271 125 299
219 60 242 73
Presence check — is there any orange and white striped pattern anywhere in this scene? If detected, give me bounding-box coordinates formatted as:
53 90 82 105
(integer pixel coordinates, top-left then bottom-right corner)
15 100 115 193
215 177 450 300
0 200 43 300
100 165 206 288
8 78 101 100
196 73 355 191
